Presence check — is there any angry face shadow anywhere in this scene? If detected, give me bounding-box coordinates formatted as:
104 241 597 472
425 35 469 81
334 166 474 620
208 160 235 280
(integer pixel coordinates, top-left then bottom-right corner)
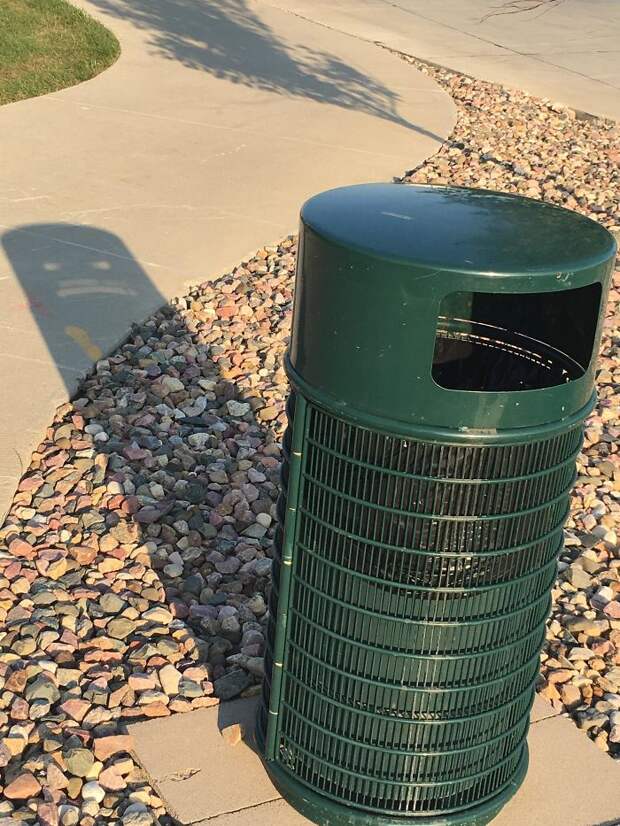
1 224 165 393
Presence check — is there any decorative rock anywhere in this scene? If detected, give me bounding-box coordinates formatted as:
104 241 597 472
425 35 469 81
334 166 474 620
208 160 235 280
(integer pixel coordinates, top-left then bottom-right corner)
253 558 272 577
98 766 126 791
178 679 203 698
63 747 95 778
129 674 157 691
568 647 595 661
226 400 250 417
568 565 592 590
82 782 105 803
107 618 136 640
66 777 82 800
221 723 244 746
47 763 69 790
160 376 185 394
3 733 27 757
9 538 35 559
213 669 253 700
4 771 41 799
37 803 59 826
563 615 608 636
560 683 582 710
592 586 614 609
59 805 79 826
122 805 153 826
0 740 11 767
215 556 241 575
576 710 608 731
59 699 90 722
135 507 164 524
138 689 169 705
25 675 60 704
81 801 100 818
99 593 126 614
142 607 172 624
93 735 134 761
158 664 181 696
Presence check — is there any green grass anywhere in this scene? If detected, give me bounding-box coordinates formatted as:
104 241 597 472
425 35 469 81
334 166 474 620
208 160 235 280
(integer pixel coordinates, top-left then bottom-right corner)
0 0 120 105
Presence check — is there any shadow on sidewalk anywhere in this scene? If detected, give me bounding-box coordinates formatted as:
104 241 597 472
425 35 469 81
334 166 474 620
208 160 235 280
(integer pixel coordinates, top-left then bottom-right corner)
2 224 166 393
88 0 443 138
0 225 286 804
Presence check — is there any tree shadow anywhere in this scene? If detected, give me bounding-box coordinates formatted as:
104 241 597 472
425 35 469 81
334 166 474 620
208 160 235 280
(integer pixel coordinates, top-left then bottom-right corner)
88 0 444 138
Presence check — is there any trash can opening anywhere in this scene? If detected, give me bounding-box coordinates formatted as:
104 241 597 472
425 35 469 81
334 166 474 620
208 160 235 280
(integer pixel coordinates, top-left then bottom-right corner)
432 283 602 392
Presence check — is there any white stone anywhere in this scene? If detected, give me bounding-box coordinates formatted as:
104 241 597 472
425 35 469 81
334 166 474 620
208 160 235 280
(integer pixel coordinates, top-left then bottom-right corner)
159 664 182 696
82 781 105 803
226 400 251 417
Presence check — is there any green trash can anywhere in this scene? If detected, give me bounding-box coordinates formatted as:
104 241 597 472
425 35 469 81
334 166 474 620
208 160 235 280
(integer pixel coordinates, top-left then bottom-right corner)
257 184 616 825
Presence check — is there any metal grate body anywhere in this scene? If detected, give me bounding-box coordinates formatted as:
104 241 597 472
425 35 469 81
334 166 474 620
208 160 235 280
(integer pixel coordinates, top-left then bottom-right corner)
258 395 580 821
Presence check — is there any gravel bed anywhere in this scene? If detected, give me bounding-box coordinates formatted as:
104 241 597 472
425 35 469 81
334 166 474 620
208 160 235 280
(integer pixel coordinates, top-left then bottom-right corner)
0 60 618 825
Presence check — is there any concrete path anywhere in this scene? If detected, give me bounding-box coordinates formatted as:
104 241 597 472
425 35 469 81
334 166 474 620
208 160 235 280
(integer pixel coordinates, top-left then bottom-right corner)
266 0 620 121
128 695 620 826
0 0 455 518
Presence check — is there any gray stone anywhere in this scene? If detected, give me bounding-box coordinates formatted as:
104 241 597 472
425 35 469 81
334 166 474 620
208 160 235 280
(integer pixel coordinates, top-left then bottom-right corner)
214 670 253 701
568 565 592 590
25 676 60 704
99 593 126 614
63 747 95 778
107 618 136 639
253 558 272 577
226 401 251 417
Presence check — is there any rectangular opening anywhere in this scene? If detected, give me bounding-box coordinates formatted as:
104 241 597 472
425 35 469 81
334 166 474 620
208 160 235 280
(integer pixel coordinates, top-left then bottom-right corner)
432 283 601 392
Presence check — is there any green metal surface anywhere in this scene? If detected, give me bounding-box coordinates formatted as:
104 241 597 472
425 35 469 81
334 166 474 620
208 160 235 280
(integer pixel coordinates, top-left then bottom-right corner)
266 393 308 760
259 184 617 825
257 729 528 826
290 184 615 434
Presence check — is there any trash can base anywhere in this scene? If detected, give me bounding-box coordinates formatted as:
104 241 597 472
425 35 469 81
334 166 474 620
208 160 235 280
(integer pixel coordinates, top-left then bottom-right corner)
260 741 528 826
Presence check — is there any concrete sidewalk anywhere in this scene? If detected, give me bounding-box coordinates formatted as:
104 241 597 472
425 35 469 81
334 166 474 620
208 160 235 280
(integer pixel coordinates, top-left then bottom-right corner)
0 0 454 518
128 696 620 826
266 0 620 121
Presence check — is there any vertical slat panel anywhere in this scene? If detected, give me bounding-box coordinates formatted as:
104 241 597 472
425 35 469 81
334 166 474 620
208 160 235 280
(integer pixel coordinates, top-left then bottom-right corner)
259 400 579 816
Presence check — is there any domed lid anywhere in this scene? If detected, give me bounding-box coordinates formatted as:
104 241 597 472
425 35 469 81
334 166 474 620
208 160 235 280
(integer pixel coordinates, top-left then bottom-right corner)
291 183 616 437
301 183 616 276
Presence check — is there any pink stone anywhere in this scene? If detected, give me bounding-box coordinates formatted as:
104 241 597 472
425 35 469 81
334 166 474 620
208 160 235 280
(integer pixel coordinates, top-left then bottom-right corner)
128 674 157 691
98 766 126 791
5 771 41 799
37 802 59 826
4 561 22 579
10 697 30 720
60 699 90 722
18 476 44 492
8 538 35 559
93 734 134 761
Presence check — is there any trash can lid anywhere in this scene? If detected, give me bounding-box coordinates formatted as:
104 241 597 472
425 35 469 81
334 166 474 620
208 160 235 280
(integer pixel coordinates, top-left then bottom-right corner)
291 183 617 437
301 183 616 275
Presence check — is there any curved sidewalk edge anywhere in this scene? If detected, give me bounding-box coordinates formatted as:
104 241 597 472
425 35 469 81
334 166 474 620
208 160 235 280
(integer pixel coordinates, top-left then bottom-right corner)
0 0 456 519
264 0 620 123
